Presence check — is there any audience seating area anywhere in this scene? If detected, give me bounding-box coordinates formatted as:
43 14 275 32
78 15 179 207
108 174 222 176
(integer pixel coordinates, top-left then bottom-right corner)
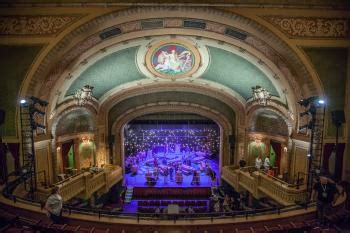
0 206 342 233
138 199 207 207
0 211 110 233
137 199 208 213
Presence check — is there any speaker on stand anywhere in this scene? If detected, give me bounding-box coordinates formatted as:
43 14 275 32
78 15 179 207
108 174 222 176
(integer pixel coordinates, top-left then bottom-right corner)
0 109 5 143
330 110 345 181
229 135 235 165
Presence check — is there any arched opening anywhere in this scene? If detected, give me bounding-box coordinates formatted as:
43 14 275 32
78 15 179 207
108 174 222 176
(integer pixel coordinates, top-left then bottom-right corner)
123 113 220 188
247 109 290 178
53 108 96 176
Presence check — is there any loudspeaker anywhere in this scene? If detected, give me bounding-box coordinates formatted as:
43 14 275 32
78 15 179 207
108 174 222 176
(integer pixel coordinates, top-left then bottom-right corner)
0 109 5 125
331 110 345 126
229 135 235 145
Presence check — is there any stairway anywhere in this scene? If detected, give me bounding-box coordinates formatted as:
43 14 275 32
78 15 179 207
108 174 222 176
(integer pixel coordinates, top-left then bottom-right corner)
19 103 37 197
124 186 134 203
307 104 326 195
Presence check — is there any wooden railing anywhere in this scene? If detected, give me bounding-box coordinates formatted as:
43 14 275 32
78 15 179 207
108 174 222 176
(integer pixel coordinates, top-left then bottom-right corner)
57 165 122 201
221 166 307 206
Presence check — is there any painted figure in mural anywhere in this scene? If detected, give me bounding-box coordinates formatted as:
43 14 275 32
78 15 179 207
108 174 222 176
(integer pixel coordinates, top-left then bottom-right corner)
153 45 193 75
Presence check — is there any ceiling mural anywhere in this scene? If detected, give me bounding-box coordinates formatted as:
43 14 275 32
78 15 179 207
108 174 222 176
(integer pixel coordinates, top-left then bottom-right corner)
62 36 281 105
65 46 144 99
30 7 315 106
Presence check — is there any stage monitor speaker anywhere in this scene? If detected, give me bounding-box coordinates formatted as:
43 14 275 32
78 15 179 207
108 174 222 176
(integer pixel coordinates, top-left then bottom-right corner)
0 109 5 125
229 135 235 145
331 110 345 126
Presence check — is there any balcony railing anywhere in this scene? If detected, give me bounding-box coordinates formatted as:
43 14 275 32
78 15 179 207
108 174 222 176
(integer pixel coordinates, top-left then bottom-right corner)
57 165 123 201
221 166 308 205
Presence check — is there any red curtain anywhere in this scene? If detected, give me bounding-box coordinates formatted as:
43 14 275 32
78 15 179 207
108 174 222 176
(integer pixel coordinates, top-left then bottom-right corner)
270 140 282 174
61 141 73 170
0 143 20 184
323 143 345 181
0 143 6 184
7 143 20 170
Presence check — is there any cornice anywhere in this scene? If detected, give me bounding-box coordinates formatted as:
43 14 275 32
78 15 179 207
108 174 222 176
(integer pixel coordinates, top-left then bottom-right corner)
263 16 350 39
24 7 313 103
0 14 84 36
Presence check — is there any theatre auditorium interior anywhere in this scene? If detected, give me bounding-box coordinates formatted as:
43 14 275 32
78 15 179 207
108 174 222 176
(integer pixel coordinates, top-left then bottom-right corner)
1 0 350 232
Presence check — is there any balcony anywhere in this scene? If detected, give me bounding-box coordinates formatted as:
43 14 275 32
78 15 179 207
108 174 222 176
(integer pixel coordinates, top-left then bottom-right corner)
56 165 123 201
221 166 308 206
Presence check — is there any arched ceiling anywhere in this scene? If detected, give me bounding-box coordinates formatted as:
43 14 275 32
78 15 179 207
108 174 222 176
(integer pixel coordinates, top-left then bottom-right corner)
63 38 280 103
108 91 236 133
54 108 95 137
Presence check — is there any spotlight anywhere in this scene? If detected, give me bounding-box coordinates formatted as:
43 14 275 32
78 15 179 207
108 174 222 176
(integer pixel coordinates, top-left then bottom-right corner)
307 153 311 158
318 99 325 105
20 99 26 104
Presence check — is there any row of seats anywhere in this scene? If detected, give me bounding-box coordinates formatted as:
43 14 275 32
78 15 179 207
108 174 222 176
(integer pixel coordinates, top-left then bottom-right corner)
137 207 207 214
0 212 110 233
138 200 207 206
234 220 337 233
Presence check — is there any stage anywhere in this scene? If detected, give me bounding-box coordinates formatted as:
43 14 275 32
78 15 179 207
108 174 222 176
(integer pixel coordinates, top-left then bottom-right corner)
124 151 219 187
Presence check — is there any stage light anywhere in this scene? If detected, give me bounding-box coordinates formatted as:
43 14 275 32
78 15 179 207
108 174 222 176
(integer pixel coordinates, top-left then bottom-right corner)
20 99 26 104
318 99 325 104
307 153 311 158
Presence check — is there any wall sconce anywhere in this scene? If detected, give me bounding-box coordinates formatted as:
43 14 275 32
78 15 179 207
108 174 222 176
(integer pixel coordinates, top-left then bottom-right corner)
56 147 61 151
283 146 288 152
82 137 91 144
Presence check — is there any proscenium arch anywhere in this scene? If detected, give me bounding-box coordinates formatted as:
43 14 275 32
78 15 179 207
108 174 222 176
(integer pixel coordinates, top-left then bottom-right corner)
97 82 246 125
110 103 234 172
47 31 297 120
58 35 283 103
19 7 325 121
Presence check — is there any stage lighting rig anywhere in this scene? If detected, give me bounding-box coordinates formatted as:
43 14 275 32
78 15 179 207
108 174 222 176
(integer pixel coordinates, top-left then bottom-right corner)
297 96 319 108
20 96 48 130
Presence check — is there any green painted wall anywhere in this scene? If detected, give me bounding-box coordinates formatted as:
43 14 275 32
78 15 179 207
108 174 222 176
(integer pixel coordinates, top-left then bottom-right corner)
68 145 75 168
66 46 144 99
303 48 348 136
203 46 279 100
0 45 42 137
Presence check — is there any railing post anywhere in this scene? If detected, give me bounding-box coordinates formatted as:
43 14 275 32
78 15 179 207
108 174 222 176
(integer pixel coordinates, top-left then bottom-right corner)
98 211 101 219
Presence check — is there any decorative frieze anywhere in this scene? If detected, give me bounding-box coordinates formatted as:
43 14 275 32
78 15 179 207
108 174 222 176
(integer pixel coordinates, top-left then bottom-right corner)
264 16 350 38
0 15 82 36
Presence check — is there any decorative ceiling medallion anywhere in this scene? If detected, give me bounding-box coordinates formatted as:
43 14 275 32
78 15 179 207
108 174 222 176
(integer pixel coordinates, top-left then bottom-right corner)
145 39 201 79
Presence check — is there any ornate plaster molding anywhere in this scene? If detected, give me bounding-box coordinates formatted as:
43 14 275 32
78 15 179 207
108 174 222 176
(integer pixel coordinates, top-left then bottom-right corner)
0 15 83 36
26 7 316 102
263 16 350 38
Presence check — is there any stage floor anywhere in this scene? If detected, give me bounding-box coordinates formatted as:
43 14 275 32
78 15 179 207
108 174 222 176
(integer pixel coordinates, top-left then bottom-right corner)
124 153 219 188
